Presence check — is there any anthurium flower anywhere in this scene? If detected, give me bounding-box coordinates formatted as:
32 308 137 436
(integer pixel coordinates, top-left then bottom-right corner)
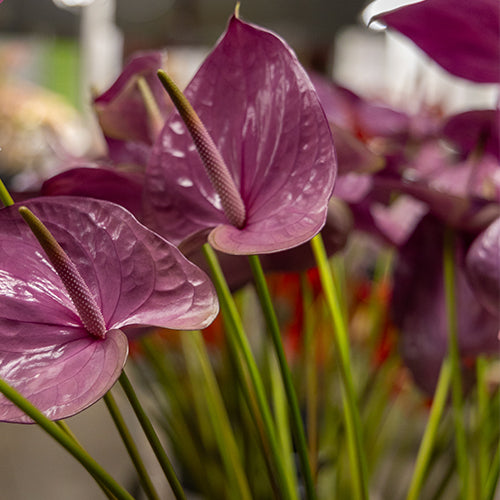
392 216 499 393
442 108 500 161
92 51 173 171
94 50 170 148
466 216 500 318
144 15 336 255
372 0 500 83
0 197 218 423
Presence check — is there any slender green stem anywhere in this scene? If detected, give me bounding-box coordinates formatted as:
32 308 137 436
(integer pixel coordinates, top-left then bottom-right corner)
139 338 217 499
203 243 297 500
56 420 117 500
443 228 470 499
476 357 488 499
406 360 452 500
248 254 317 500
485 439 500 500
118 370 186 500
302 275 319 482
56 420 80 442
270 348 300 498
219 313 284 498
310 234 369 500
0 178 14 207
183 331 252 500
0 378 133 500
103 392 161 500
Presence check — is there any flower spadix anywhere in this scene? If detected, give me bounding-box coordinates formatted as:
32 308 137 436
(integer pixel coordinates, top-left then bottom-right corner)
0 197 218 423
145 15 336 255
18 206 107 339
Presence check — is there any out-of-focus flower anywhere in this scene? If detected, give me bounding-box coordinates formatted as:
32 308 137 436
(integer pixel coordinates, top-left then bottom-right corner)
0 79 89 191
465 216 500 319
145 15 336 255
442 108 500 161
93 50 171 166
372 0 500 83
40 52 172 218
392 216 499 393
0 197 218 423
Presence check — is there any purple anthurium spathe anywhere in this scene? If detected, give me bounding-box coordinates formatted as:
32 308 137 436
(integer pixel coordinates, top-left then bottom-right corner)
392 216 499 393
372 0 500 83
442 108 500 161
94 51 172 168
0 197 218 423
42 166 145 220
466 217 500 318
94 50 170 146
145 15 336 255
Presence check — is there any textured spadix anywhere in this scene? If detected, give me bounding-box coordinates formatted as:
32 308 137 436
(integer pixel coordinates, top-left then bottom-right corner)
157 70 246 229
0 197 218 422
145 15 336 255
19 206 107 339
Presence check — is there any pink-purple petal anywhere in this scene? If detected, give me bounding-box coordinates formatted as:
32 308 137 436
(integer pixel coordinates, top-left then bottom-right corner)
0 328 128 423
374 0 500 83
42 167 145 219
442 109 500 161
393 217 499 393
94 51 170 145
466 217 500 317
145 16 336 254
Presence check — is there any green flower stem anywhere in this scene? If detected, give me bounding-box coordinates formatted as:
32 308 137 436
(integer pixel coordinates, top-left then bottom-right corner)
221 315 284 498
139 338 216 498
183 331 253 500
0 377 133 500
406 359 452 500
56 419 80 442
310 234 369 500
443 228 470 499
476 357 488 499
117 370 187 500
302 275 319 482
248 254 317 500
270 350 300 498
485 440 500 500
202 243 297 500
103 391 161 500
56 420 117 500
182 332 215 450
0 178 14 207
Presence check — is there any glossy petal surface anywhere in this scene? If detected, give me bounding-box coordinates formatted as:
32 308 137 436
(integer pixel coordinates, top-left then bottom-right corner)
375 0 500 83
42 167 145 219
0 328 127 423
145 16 336 254
466 217 500 317
0 197 218 421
